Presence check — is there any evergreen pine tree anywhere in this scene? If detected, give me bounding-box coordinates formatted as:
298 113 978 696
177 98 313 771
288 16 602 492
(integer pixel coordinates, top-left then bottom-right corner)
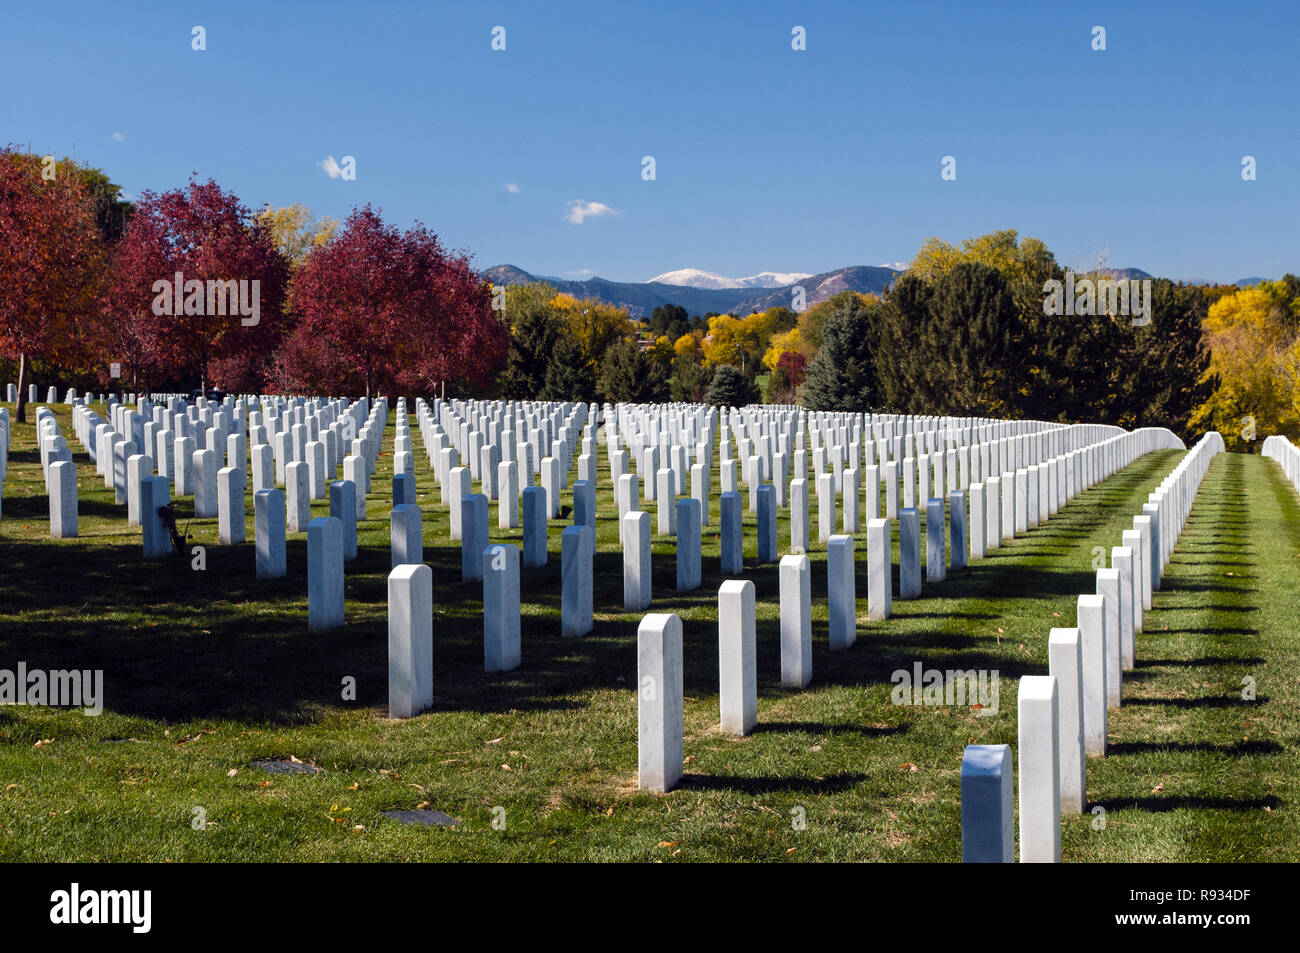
705 364 759 406
799 296 881 411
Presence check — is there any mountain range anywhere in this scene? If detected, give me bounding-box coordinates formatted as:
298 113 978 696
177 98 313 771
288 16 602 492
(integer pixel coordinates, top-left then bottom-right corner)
481 264 902 317
647 268 814 290
481 263 1269 318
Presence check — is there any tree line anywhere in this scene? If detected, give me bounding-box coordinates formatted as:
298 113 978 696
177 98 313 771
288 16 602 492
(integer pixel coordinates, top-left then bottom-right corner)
3 149 1293 446
0 148 504 422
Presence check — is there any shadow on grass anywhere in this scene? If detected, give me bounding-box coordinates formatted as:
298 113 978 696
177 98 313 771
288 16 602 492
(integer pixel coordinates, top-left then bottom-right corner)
679 770 871 794
1107 739 1282 756
750 721 909 738
1136 654 1263 666
0 447 1195 728
1092 794 1282 813
1123 695 1269 709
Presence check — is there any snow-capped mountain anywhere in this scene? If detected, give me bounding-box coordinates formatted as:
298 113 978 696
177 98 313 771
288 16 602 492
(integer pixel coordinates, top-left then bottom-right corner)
483 264 905 318
648 268 814 290
878 261 909 271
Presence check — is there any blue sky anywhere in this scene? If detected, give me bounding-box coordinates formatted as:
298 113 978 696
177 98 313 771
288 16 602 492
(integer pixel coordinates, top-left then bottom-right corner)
3 0 1295 283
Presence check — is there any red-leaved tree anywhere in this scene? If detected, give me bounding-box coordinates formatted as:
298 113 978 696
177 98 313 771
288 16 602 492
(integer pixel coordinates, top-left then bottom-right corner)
0 147 105 421
105 178 288 393
276 205 506 398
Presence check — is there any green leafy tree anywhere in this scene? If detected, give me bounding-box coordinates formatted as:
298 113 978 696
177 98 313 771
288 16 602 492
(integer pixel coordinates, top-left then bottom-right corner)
63 159 134 243
910 262 1016 415
670 351 712 403
1107 280 1211 436
598 338 668 403
706 364 759 406
498 283 560 397
541 335 596 402
649 303 689 338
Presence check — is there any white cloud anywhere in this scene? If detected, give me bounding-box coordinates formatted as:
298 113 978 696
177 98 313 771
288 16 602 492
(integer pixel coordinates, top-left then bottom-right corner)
565 268 596 276
318 155 343 179
111 132 126 143
564 199 620 225
503 182 520 194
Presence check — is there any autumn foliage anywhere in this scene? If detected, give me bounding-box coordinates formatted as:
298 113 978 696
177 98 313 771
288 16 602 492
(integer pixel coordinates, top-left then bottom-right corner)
103 178 289 393
277 206 506 398
1 155 508 401
0 148 105 420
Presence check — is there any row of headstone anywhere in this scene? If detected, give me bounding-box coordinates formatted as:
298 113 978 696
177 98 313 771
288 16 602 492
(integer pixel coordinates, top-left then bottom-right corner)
373 403 1195 729
417 397 1096 539
393 401 1199 661
59 395 389 634
1262 435 1300 493
385 398 596 714
36 408 78 538
414 405 1180 637
6 383 82 405
72 391 379 503
961 431 1225 862
35 393 1199 765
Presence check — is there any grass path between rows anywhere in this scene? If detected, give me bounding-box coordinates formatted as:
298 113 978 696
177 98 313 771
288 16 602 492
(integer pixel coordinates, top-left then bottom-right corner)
0 404 1295 861
1075 451 1300 861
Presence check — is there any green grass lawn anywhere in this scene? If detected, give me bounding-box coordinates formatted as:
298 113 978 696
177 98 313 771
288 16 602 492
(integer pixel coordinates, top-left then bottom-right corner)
0 403 1295 861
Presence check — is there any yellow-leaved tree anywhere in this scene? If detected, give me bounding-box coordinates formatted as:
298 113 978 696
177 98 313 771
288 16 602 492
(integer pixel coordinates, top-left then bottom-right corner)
254 204 338 318
550 293 635 373
702 307 797 374
1189 283 1300 450
254 203 338 268
702 315 743 368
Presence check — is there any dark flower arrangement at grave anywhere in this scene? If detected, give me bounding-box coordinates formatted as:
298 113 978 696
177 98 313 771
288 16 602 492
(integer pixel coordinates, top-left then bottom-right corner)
157 504 191 556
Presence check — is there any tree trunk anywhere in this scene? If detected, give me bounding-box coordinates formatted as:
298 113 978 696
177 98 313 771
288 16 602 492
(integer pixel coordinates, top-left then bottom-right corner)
16 351 27 423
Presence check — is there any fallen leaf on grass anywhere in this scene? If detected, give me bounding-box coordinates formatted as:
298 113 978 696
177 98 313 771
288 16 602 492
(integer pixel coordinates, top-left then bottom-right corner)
1151 783 1164 793
226 769 237 777
657 840 680 848
899 762 918 772
787 847 797 855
